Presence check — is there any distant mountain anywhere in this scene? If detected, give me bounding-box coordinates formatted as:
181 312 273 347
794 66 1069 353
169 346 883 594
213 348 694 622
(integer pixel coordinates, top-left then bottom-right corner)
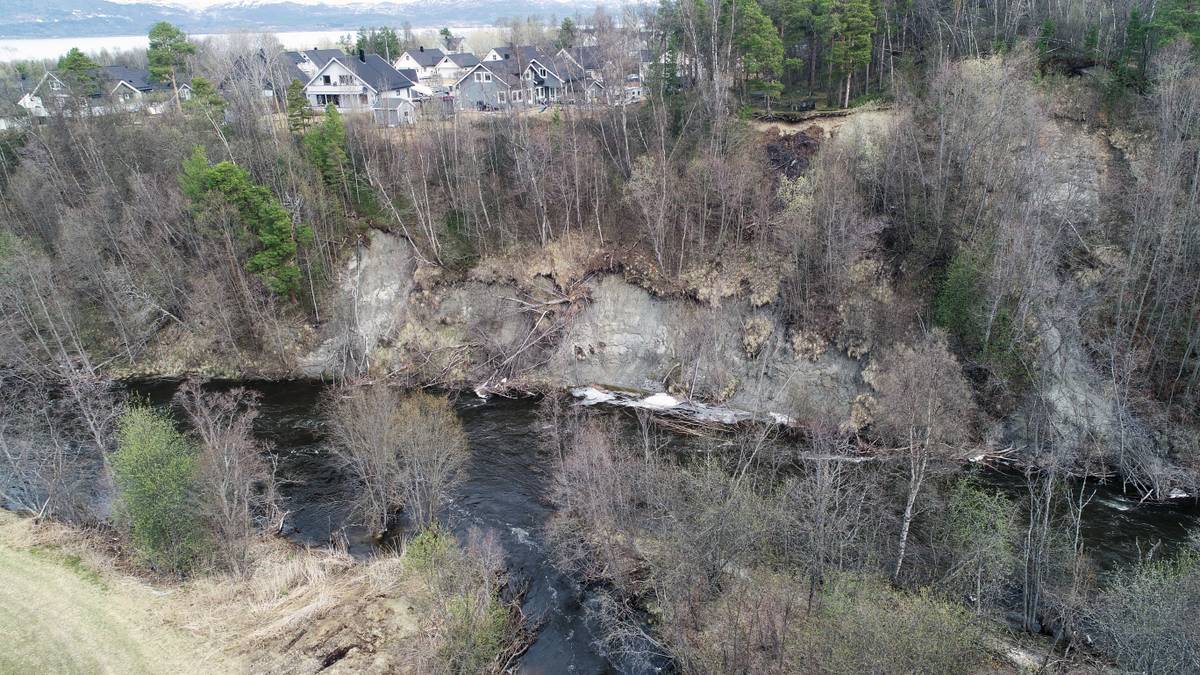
0 0 614 38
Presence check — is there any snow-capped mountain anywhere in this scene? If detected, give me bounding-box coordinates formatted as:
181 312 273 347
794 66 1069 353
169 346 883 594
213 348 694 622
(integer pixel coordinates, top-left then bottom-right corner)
0 0 618 38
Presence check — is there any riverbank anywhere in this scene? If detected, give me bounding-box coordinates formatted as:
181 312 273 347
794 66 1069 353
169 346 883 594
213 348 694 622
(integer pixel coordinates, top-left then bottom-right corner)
0 510 432 674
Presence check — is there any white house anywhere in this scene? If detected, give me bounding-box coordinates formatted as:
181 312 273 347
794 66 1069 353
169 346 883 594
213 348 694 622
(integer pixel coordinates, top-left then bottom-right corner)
304 51 418 122
282 49 345 79
18 67 192 117
434 52 481 88
393 47 445 82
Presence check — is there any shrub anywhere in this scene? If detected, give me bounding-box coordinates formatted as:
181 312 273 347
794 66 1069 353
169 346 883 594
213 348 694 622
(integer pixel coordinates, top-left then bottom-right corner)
112 405 207 574
810 574 986 674
1087 549 1200 673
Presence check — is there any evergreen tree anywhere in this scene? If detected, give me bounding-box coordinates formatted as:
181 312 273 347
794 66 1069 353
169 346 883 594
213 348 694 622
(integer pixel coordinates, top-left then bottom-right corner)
285 80 309 134
557 18 579 50
828 0 875 107
303 105 350 192
734 0 785 85
148 21 195 112
440 27 455 50
354 26 402 60
183 76 225 121
180 146 314 296
55 47 99 95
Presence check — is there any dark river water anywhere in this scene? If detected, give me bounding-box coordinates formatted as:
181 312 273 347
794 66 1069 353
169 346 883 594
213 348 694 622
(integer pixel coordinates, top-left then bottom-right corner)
126 378 1200 673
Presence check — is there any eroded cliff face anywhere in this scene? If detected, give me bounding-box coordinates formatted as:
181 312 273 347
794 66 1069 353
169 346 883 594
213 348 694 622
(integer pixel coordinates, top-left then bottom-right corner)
298 231 863 424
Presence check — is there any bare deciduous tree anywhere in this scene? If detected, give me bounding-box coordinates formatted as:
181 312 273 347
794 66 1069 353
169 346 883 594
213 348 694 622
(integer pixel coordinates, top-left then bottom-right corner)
326 386 469 536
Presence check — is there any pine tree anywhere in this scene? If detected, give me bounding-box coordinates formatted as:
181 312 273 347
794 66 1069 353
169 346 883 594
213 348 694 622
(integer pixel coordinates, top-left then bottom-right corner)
828 0 875 107
285 80 309 134
179 146 313 297
734 0 785 85
183 76 225 121
148 21 195 112
56 47 99 96
557 18 579 50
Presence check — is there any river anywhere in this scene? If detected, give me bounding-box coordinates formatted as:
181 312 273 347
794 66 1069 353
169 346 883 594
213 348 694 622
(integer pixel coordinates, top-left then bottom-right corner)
127 378 1200 673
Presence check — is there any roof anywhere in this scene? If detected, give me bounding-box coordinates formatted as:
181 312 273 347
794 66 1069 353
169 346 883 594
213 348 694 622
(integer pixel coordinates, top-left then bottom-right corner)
445 52 480 68
488 45 547 64
564 45 601 70
310 54 416 92
38 66 184 98
456 62 520 89
283 49 344 71
401 47 445 67
529 54 589 86
395 68 419 84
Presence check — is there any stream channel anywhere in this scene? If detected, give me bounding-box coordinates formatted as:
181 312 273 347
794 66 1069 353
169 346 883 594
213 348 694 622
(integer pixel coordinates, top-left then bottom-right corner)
129 378 1200 674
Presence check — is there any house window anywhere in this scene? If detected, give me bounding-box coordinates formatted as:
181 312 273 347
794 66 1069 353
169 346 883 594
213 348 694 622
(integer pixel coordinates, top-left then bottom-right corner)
538 67 547 77
497 91 507 103
359 94 368 105
512 90 522 102
49 80 62 91
322 75 331 85
483 72 492 82
339 75 354 85
535 86 544 98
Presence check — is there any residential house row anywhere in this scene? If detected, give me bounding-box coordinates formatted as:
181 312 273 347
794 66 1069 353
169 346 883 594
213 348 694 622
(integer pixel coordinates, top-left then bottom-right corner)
14 41 653 126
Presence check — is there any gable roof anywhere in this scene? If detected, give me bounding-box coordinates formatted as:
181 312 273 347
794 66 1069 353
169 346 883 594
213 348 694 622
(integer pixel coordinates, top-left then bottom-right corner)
455 62 520 89
400 47 445 68
487 45 547 65
444 52 480 68
283 49 344 71
306 54 416 92
561 45 602 70
35 66 181 98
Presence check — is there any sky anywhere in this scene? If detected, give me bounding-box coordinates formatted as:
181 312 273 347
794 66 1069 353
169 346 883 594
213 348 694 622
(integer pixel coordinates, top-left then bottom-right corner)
107 0 412 8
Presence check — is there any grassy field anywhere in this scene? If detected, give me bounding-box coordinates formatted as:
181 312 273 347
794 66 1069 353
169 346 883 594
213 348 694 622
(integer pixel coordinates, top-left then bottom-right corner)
0 513 233 675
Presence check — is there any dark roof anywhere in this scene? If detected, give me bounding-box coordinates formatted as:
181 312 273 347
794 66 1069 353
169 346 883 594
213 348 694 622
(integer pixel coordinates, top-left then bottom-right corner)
461 62 520 88
395 68 419 84
446 52 480 68
283 49 344 71
98 65 164 92
489 45 546 64
331 53 415 91
565 45 601 70
530 54 589 86
402 47 445 67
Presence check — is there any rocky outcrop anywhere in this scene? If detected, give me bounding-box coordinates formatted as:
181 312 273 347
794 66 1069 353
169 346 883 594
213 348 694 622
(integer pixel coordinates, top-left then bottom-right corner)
297 232 864 423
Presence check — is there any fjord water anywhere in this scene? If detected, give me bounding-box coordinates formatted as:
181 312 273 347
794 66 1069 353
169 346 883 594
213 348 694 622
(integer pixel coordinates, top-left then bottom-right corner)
128 379 1199 673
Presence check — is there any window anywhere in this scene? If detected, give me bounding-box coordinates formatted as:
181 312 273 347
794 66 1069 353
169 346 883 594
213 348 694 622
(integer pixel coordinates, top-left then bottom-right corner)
497 91 507 103
359 94 368 105
322 75 331 85
483 72 492 83
339 75 354 85
512 90 522 102
538 67 547 77
49 80 62 91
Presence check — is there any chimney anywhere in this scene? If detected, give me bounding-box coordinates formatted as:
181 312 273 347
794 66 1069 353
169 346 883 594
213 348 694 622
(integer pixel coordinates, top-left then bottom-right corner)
358 48 366 63
419 46 424 53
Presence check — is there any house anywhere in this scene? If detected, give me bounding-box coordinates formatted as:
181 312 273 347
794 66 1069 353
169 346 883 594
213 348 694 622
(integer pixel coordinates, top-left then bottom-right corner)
282 49 345 79
481 45 547 66
443 35 467 54
393 47 445 82
521 53 603 104
453 61 531 110
18 67 191 117
303 50 418 123
434 52 480 88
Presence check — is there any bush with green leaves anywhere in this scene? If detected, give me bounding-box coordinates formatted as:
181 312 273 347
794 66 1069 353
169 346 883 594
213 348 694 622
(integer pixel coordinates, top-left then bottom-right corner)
111 405 207 575
933 478 1018 610
810 574 986 674
402 525 520 673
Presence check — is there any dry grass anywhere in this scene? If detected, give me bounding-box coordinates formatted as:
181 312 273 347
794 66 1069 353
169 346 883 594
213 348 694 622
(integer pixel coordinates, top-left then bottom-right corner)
0 512 422 675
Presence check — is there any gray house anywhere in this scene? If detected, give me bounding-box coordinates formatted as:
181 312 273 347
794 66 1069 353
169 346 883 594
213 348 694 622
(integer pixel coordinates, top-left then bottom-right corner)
453 62 530 110
522 54 603 104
